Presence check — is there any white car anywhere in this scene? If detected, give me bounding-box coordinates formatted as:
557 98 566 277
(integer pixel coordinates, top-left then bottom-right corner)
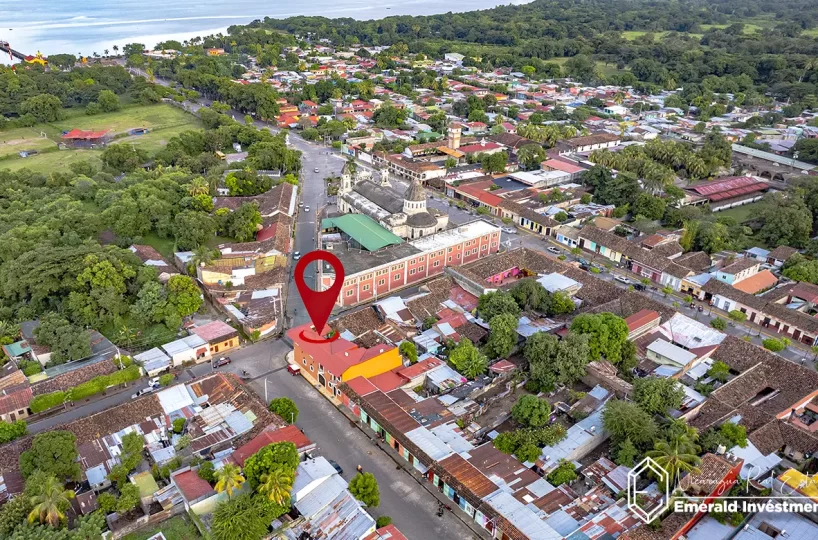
293 251 301 260
131 387 155 399
546 246 561 255
615 275 632 285
502 227 516 234
148 377 161 387
314 168 320 173
304 206 310 212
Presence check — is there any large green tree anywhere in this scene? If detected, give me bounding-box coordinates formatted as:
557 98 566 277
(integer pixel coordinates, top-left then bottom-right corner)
243 442 299 489
449 338 488 379
633 377 685 415
602 400 658 447
268 397 299 424
477 291 521 321
19 431 81 481
485 313 519 359
34 313 91 365
349 472 380 507
211 493 287 540
570 313 630 365
512 395 551 427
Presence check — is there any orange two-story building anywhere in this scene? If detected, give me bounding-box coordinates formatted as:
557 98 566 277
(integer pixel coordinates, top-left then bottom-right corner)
287 324 403 401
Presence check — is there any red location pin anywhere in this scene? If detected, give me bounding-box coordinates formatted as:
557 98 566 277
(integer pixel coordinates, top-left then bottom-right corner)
294 250 345 343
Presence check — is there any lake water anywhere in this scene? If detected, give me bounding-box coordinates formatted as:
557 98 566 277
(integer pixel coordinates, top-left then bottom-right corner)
1 0 529 59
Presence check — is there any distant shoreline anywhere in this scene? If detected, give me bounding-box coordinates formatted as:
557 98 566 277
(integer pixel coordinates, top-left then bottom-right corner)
1 0 533 59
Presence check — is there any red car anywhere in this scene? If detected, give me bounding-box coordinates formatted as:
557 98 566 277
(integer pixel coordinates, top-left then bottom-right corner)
213 356 232 368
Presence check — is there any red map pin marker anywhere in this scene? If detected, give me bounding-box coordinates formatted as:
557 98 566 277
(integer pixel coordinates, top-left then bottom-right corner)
294 250 345 343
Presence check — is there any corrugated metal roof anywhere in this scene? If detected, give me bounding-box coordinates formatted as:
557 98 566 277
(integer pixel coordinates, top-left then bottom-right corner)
224 410 253 435
485 490 562 540
321 214 403 252
294 474 348 517
405 426 454 462
293 457 338 502
156 385 195 414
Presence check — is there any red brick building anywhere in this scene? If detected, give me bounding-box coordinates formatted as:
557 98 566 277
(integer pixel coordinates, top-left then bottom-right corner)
322 220 502 308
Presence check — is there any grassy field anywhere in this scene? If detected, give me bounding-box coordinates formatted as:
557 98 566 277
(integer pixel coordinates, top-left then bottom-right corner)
141 232 177 260
715 201 765 224
0 104 201 173
0 127 59 159
547 57 627 77
121 516 201 540
0 149 103 174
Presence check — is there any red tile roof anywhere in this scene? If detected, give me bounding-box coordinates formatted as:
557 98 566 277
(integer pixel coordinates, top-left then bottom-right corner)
173 469 215 502
733 269 778 294
62 129 109 140
458 142 503 153
790 282 818 304
369 369 408 393
345 376 379 397
489 359 516 373
0 387 32 416
542 158 584 174
688 176 767 202
396 357 444 380
191 320 238 343
287 324 371 378
364 525 409 540
232 425 314 466
454 181 504 207
625 310 660 333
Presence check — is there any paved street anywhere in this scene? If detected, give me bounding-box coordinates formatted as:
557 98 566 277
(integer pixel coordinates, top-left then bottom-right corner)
29 337 479 539
284 138 345 328
242 349 479 540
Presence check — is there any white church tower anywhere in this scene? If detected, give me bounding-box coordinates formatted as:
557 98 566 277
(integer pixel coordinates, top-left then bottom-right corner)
403 178 427 216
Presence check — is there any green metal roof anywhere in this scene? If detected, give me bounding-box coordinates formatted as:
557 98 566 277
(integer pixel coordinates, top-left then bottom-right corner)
321 214 403 252
3 340 31 358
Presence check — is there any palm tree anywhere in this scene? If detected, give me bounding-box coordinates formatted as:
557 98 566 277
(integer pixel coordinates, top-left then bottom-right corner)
646 432 701 490
186 177 210 196
104 49 109 57
113 45 119 55
258 467 295 504
28 476 75 527
214 464 245 498
190 245 215 270
613 91 625 105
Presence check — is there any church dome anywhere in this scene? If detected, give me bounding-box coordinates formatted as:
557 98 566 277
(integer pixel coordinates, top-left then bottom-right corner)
406 212 438 228
405 179 426 202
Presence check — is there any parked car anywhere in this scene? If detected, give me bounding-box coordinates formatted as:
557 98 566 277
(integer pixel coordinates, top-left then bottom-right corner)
502 227 516 234
578 258 590 266
148 377 161 388
314 168 319 173
634 283 647 291
213 356 232 368
287 364 301 376
579 264 590 272
615 275 632 285
131 387 155 399
328 459 344 475
293 251 301 260
547 246 561 255
591 263 607 273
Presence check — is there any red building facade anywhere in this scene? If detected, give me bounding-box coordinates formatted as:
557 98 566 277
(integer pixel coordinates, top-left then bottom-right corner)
323 224 501 308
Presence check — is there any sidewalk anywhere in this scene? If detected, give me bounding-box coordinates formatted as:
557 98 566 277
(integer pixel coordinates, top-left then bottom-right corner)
320 387 493 539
